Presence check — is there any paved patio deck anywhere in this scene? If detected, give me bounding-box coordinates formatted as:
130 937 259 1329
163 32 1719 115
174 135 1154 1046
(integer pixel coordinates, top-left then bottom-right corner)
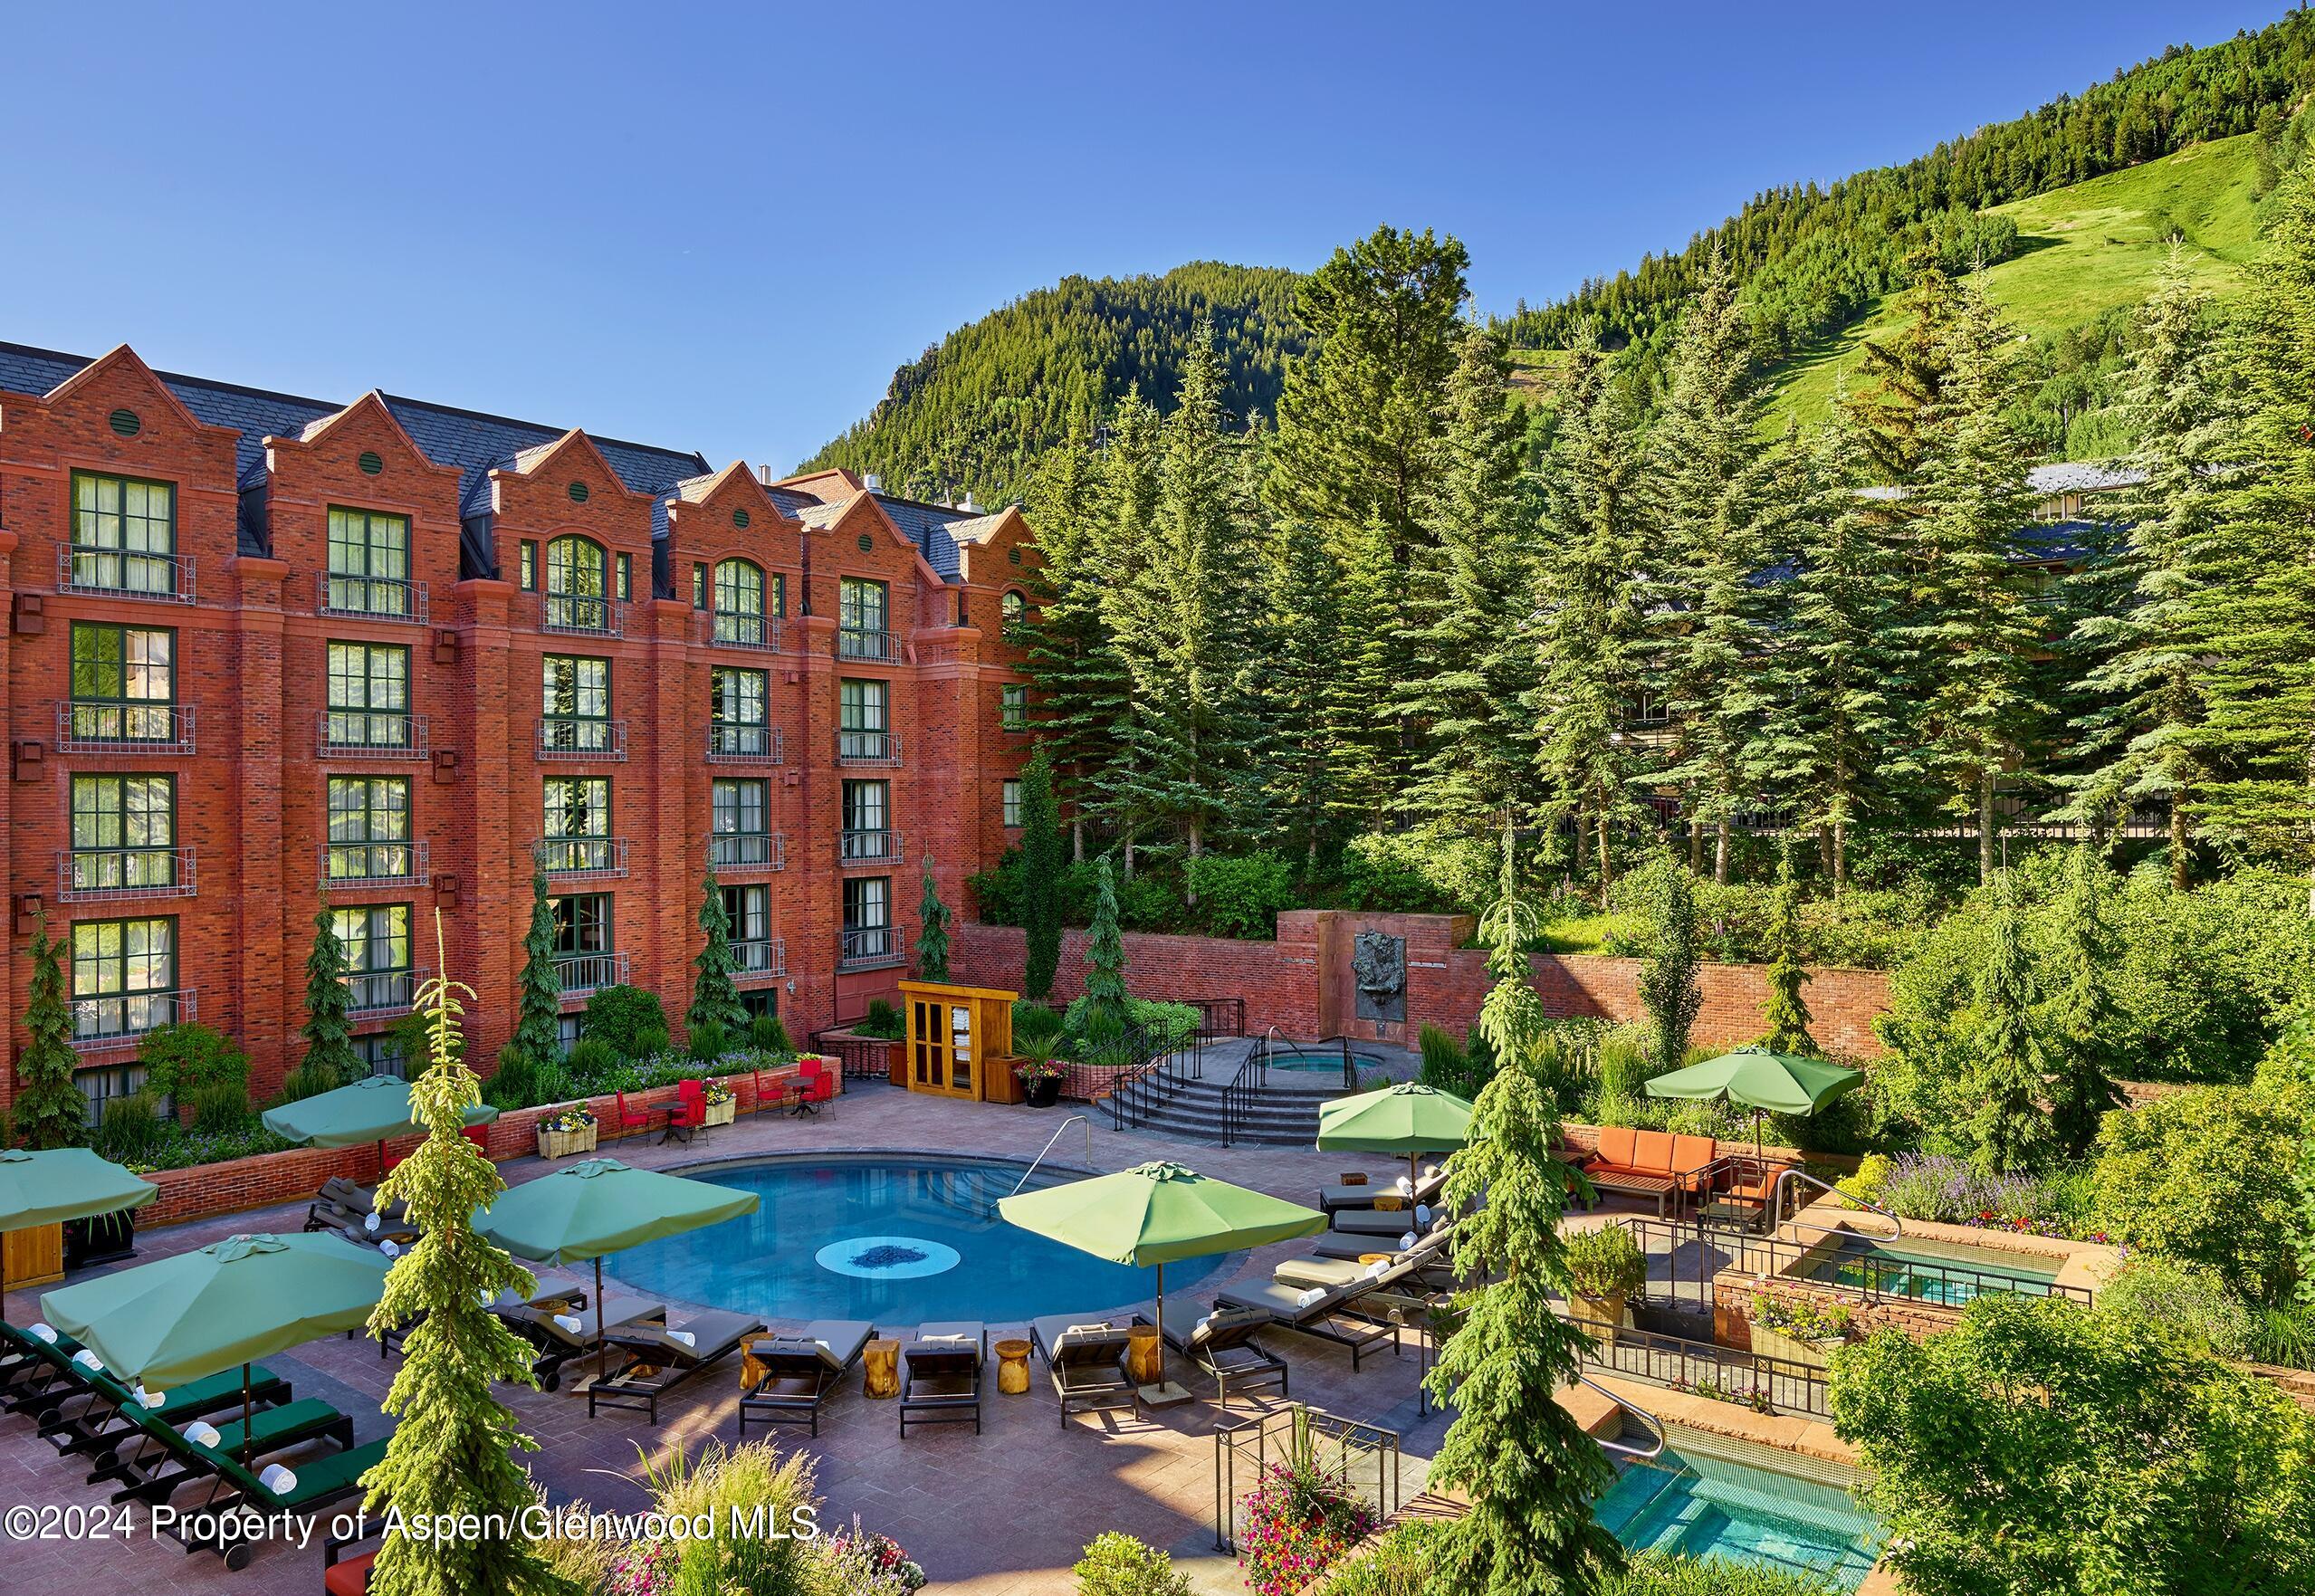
1 1083 1468 1595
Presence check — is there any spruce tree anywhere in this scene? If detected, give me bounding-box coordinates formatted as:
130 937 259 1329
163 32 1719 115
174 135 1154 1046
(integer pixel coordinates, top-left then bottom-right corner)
1644 249 1783 882
1850 253 1963 479
1534 330 1648 896
1399 323 1542 853
14 918 84 1150
301 898 361 1089
1089 391 1165 871
1637 856 1705 1070
1424 861 1621 1596
1080 856 1130 1037
1020 411 1130 858
688 866 746 1040
1257 511 1355 872
2043 848 2126 1159
512 869 562 1066
1967 873 2051 1173
365 915 567 1596
1019 744 1065 1000
2057 245 2237 880
1759 850 1817 1056
916 854 952 983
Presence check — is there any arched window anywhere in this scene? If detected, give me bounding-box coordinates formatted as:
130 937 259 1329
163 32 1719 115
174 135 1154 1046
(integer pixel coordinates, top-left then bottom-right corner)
713 559 767 646
1000 589 1027 624
543 535 610 632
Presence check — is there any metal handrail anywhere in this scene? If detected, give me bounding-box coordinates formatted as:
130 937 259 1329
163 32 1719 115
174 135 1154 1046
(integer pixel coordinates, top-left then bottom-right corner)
1770 1167 1901 1234
1010 1115 1093 1196
1574 1373 1669 1459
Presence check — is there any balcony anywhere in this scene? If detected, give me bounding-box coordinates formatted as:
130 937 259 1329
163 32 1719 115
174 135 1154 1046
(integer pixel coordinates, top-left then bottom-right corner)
554 951 628 995
319 572 428 624
538 717 627 761
345 967 426 1018
320 710 430 760
837 729 903 767
320 839 430 888
56 701 196 757
837 626 897 663
732 937 788 982
533 591 624 637
838 828 903 866
837 926 905 971
59 846 196 903
59 544 195 604
703 610 781 653
534 836 629 881
71 988 194 1050
706 723 785 764
709 831 788 872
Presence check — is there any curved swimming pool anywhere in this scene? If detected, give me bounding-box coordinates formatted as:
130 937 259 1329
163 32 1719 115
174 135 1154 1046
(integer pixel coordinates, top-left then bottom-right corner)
607 1154 1239 1326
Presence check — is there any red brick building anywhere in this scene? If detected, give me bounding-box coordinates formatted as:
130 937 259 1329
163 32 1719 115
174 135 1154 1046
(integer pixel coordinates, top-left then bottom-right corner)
0 340 1039 1117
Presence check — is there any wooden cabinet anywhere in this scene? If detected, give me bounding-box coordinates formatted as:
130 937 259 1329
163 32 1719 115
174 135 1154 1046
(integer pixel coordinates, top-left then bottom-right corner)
897 980 1018 1104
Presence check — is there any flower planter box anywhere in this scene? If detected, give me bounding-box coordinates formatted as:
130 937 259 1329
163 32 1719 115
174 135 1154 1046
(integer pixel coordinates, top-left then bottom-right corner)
703 1099 737 1128
1567 1290 1625 1346
1748 1321 1846 1371
537 1123 599 1161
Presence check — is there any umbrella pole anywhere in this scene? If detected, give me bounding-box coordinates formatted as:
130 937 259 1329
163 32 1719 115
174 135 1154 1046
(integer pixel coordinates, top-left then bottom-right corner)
595 1256 607 1399
1153 1261 1164 1388
239 1362 253 1467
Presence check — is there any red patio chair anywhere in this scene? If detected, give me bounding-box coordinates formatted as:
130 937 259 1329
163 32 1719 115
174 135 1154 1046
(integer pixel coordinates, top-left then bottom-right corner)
794 1056 835 1115
664 1079 709 1144
609 1091 654 1142
460 1124 491 1155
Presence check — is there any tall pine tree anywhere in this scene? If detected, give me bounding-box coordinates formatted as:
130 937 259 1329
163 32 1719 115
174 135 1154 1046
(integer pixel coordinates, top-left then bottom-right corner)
14 918 84 1150
512 869 562 1065
688 867 746 1040
301 899 361 1088
1967 872 2051 1173
916 854 952 983
2043 847 2125 1159
1019 744 1065 1000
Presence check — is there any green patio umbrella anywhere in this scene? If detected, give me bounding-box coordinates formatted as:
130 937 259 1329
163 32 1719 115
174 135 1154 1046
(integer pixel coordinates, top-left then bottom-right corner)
39 1230 390 1464
474 1158 760 1394
1315 1081 1474 1189
263 1074 499 1180
0 1147 158 1312
997 1161 1325 1400
1644 1046 1864 1161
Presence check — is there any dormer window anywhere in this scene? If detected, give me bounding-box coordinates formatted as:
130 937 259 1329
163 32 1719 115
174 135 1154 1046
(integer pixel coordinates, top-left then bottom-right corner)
543 535 613 633
713 559 769 647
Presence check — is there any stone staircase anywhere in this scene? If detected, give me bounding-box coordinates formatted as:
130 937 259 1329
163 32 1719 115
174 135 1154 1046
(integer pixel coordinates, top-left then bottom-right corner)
1097 1067 1344 1146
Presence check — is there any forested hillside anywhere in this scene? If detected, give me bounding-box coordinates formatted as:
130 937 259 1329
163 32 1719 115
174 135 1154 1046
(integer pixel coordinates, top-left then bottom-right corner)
797 263 1301 502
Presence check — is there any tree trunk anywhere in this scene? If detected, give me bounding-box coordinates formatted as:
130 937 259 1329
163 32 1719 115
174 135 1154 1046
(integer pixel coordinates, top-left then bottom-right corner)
1978 771 1997 884
1123 835 1136 879
1071 815 1085 865
1597 810 1615 899
1714 820 1730 885
1688 817 1703 873
2169 798 2187 891
1574 809 1591 874
1832 821 1848 899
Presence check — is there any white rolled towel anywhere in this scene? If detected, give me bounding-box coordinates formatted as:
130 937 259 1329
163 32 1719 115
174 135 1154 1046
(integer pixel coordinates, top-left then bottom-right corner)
259 1464 297 1496
181 1420 222 1448
364 1211 380 1234
1424 1165 1440 1179
1400 1231 1419 1250
1296 1286 1326 1308
378 1239 400 1257
71 1349 103 1371
667 1329 696 1349
1414 1204 1433 1226
1194 1313 1215 1337
26 1322 57 1343
1364 1259 1392 1279
134 1383 166 1409
1395 1175 1413 1196
552 1314 583 1335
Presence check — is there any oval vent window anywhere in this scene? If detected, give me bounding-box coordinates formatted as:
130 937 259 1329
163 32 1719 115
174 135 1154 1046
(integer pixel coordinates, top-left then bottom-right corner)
733 508 751 530
1008 547 1022 565
569 481 590 504
109 407 141 437
856 533 873 553
358 450 384 476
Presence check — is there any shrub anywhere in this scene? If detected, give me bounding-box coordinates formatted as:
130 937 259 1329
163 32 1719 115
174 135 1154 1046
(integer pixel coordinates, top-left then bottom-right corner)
632 1440 824 1596
2094 1257 2256 1360
1874 1153 2092 1236
484 1045 547 1111
562 1038 627 1094
136 1023 249 1104
1835 1152 1891 1210
2249 1302 2315 1370
1073 1532 1192 1596
1317 1520 1447 1596
94 1093 167 1164
1416 1024 1479 1097
186 1082 253 1136
1603 1551 1845 1596
854 998 905 1040
1338 827 1501 916
1114 869 1181 932
689 1019 730 1063
1013 1000 1067 1048
582 984 669 1058
272 1060 344 1105
2092 1084 2305 1304
1564 1223 1648 1298
748 1012 793 1054
382 1006 455 1069
1750 1290 1855 1342
1185 851 1296 939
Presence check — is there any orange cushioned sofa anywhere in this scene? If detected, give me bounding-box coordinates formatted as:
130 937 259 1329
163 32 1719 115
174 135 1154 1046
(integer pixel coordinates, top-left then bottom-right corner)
1580 1126 1718 1217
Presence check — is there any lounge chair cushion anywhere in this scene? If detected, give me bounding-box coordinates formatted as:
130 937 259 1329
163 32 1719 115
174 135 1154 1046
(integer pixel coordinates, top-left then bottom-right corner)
914 1321 986 1354
1275 1257 1373 1291
1631 1130 1677 1176
1670 1134 1717 1180
1592 1124 1638 1171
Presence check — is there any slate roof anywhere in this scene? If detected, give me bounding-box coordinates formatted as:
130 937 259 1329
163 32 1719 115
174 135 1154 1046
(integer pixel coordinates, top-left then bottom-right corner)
2026 462 2143 496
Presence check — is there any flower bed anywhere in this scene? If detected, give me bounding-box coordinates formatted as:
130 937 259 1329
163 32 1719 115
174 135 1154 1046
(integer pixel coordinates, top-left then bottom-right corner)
1238 1458 1378 1596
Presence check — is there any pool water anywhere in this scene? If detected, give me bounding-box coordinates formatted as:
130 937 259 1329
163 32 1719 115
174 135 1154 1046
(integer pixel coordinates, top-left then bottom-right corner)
1268 1049 1388 1075
607 1156 1235 1326
1593 1443 1882 1591
1805 1238 2061 1306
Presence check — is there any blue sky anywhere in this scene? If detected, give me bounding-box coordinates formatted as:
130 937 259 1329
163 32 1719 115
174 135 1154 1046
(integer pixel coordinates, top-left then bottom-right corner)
0 2 2283 473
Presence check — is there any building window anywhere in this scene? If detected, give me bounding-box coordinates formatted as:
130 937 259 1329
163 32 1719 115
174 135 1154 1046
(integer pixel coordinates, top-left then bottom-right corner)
71 915 177 1044
70 472 177 595
520 540 537 590
615 550 632 602
550 892 616 994
722 883 775 976
326 642 414 750
541 655 613 753
541 777 612 872
838 678 888 760
711 778 774 866
70 774 177 894
713 559 768 645
841 876 894 963
770 572 788 616
336 903 413 1014
692 563 708 609
708 665 770 758
353 1032 406 1078
1000 589 1027 624
67 622 175 743
1000 683 1028 731
325 507 412 616
1002 779 1023 828
544 535 610 630
837 576 890 659
326 776 412 881
841 779 892 861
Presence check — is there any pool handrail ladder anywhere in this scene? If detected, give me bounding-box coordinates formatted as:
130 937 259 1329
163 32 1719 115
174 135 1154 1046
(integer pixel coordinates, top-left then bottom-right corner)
1574 1371 1669 1458
1010 1114 1094 1196
1768 1167 1903 1235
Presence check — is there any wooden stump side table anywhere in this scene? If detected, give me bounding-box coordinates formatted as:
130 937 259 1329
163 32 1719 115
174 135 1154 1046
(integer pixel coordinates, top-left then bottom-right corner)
863 1337 901 1399
994 1338 1032 1395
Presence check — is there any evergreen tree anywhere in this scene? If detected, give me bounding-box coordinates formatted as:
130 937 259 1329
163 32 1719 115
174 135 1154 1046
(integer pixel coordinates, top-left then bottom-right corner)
1019 744 1065 1000
365 914 567 1596
2043 848 2126 1159
1398 323 1542 853
301 898 361 1090
1759 850 1817 1055
1424 859 1621 1596
2057 245 2237 880
512 869 562 1066
1020 413 1129 858
1967 873 2051 1173
1644 250 1783 882
1849 255 1964 479
1533 330 1649 896
1255 510 1355 872
916 854 952 983
14 918 83 1150
1089 391 1165 871
1636 856 1705 1070
688 867 746 1040
1080 856 1130 1036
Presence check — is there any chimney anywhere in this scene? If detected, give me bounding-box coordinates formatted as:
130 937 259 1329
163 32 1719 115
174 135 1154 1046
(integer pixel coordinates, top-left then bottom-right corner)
863 472 882 493
758 464 774 486
961 492 978 513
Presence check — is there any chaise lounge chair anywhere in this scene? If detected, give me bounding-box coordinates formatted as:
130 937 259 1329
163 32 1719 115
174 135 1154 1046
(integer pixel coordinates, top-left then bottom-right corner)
1154 1301 1288 1410
159 1434 397 1569
1317 1168 1448 1218
304 1177 419 1247
588 1307 768 1424
1281 1223 1457 1292
1215 1269 1404 1371
898 1336 983 1437
94 1397 356 1504
1327 1198 1449 1239
41 1355 290 1463
738 1320 875 1437
1028 1314 1137 1426
496 1288 666 1390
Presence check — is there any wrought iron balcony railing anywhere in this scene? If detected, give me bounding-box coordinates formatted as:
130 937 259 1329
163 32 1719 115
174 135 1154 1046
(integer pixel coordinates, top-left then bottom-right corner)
320 710 429 759
61 544 194 604
71 988 195 1049
57 701 196 756
535 591 624 636
319 572 428 623
59 846 196 903
706 723 784 764
320 839 430 887
533 836 630 879
732 937 788 980
552 951 628 994
709 831 788 872
538 717 627 760
837 925 905 970
837 729 902 766
345 967 426 1017
836 625 897 663
704 610 781 652
838 828 903 865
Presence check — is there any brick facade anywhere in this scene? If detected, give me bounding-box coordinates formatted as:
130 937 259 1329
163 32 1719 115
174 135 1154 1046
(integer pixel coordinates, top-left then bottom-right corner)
0 343 1038 1115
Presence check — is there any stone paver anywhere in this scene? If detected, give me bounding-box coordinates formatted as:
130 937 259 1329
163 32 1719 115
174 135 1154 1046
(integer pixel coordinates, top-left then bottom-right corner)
1 1083 1458 1594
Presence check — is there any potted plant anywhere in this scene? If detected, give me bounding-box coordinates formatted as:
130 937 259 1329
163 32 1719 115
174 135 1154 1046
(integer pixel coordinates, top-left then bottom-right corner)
701 1077 738 1127
1747 1289 1855 1370
1563 1224 1647 1345
1014 1045 1066 1109
536 1103 598 1161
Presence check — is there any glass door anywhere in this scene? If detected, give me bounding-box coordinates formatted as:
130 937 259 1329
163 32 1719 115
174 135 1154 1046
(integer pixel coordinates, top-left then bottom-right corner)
908 998 978 1098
